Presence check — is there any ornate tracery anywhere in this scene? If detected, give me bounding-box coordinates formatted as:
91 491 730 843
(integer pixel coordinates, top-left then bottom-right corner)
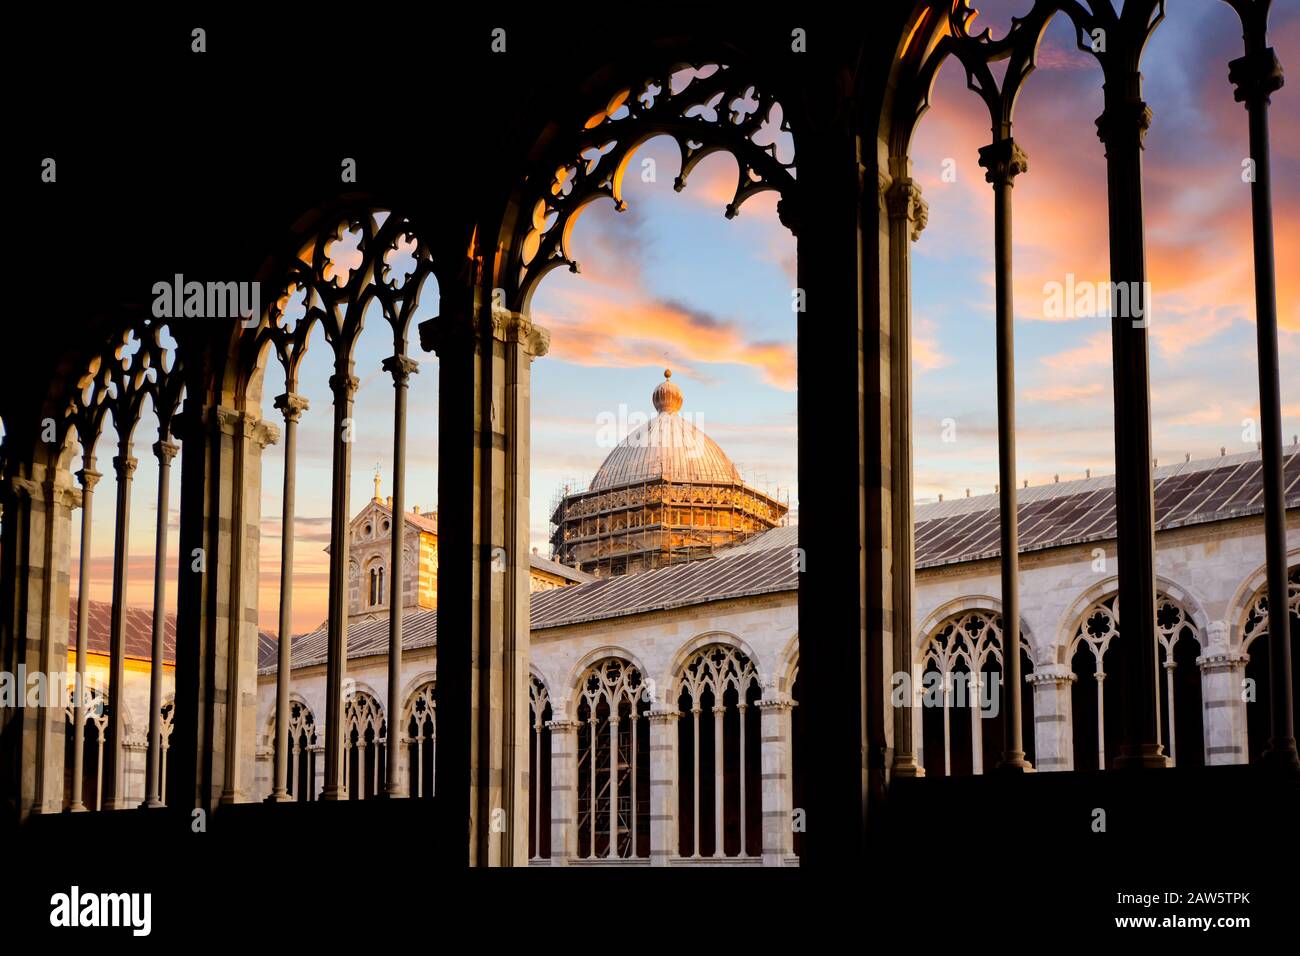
676 643 761 858
919 610 1034 776
1069 590 1203 768
403 682 436 799
253 207 437 802
575 658 651 860
342 690 387 800
509 62 797 309
529 676 552 860
1240 565 1300 762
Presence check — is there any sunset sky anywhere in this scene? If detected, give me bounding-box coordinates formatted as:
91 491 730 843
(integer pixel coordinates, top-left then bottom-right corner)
71 1 1300 636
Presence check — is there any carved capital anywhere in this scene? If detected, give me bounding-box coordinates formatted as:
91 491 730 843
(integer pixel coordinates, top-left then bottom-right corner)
76 467 102 492
418 311 477 358
978 138 1028 187
492 309 550 359
152 440 180 466
273 392 310 423
381 354 420 386
1095 99 1152 153
113 454 138 480
215 405 242 436
327 373 360 401
886 177 928 240
249 419 280 449
1229 47 1284 107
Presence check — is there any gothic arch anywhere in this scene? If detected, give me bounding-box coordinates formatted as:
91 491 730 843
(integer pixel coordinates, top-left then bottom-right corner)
490 56 799 314
399 669 439 708
1059 575 1211 660
776 632 801 697
915 595 1036 667
1227 549 1300 650
663 630 765 705
1067 585 1206 769
565 645 652 707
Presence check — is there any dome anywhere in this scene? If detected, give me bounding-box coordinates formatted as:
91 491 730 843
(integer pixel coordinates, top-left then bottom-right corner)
590 370 742 491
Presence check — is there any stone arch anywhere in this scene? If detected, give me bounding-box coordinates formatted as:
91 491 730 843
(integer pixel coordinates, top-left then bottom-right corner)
915 595 1037 667
776 631 800 697
399 669 438 709
565 644 653 708
662 629 764 706
489 55 799 314
1226 548 1300 651
1057 574 1210 661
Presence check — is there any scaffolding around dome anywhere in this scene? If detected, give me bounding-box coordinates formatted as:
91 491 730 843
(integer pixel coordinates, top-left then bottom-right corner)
550 371 790 577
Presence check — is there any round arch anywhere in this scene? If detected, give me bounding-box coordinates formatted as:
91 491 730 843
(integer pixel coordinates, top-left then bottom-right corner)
1056 575 1211 659
661 629 765 704
915 595 1037 667
1225 548 1300 649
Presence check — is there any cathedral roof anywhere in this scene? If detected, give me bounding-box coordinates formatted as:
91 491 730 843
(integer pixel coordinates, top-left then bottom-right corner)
589 370 743 492
913 446 1300 567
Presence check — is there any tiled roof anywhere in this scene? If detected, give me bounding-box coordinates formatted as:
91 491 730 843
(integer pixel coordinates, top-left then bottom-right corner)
258 608 438 673
531 541 797 630
68 600 276 666
68 600 177 664
529 552 598 584
913 448 1300 568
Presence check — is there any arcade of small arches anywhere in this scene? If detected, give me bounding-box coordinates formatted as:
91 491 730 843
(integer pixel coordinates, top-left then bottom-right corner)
4 1 1297 870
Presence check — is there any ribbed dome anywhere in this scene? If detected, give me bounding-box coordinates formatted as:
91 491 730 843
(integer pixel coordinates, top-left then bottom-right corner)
590 371 741 491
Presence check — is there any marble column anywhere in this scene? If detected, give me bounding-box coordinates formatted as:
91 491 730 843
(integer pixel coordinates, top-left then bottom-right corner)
1229 43 1298 770
547 715 579 866
105 448 137 809
382 355 418 797
647 707 678 867
1097 88 1166 768
1199 620 1249 766
270 392 308 802
758 696 794 866
1028 667 1075 772
322 370 359 801
143 439 178 807
69 461 101 812
884 170 927 778
978 136 1031 772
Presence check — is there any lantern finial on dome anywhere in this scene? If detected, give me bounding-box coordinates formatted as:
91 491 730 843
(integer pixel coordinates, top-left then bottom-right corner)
652 368 683 414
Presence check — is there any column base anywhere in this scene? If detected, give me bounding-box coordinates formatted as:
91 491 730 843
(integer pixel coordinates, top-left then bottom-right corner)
67 803 88 814
995 754 1034 773
319 786 348 801
1259 742 1300 773
891 757 924 778
217 791 242 806
374 787 409 800
141 797 166 809
265 790 296 803
1112 745 1169 769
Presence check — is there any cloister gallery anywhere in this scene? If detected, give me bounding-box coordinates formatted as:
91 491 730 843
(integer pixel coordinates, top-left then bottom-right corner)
4 1 1298 885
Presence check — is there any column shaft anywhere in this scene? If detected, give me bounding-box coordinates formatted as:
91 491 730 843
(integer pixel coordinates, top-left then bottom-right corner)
648 710 677 866
105 450 136 808
70 464 100 812
143 441 177 807
978 137 1030 771
382 356 418 796
1230 46 1299 769
1097 95 1166 768
322 371 358 800
271 393 306 801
